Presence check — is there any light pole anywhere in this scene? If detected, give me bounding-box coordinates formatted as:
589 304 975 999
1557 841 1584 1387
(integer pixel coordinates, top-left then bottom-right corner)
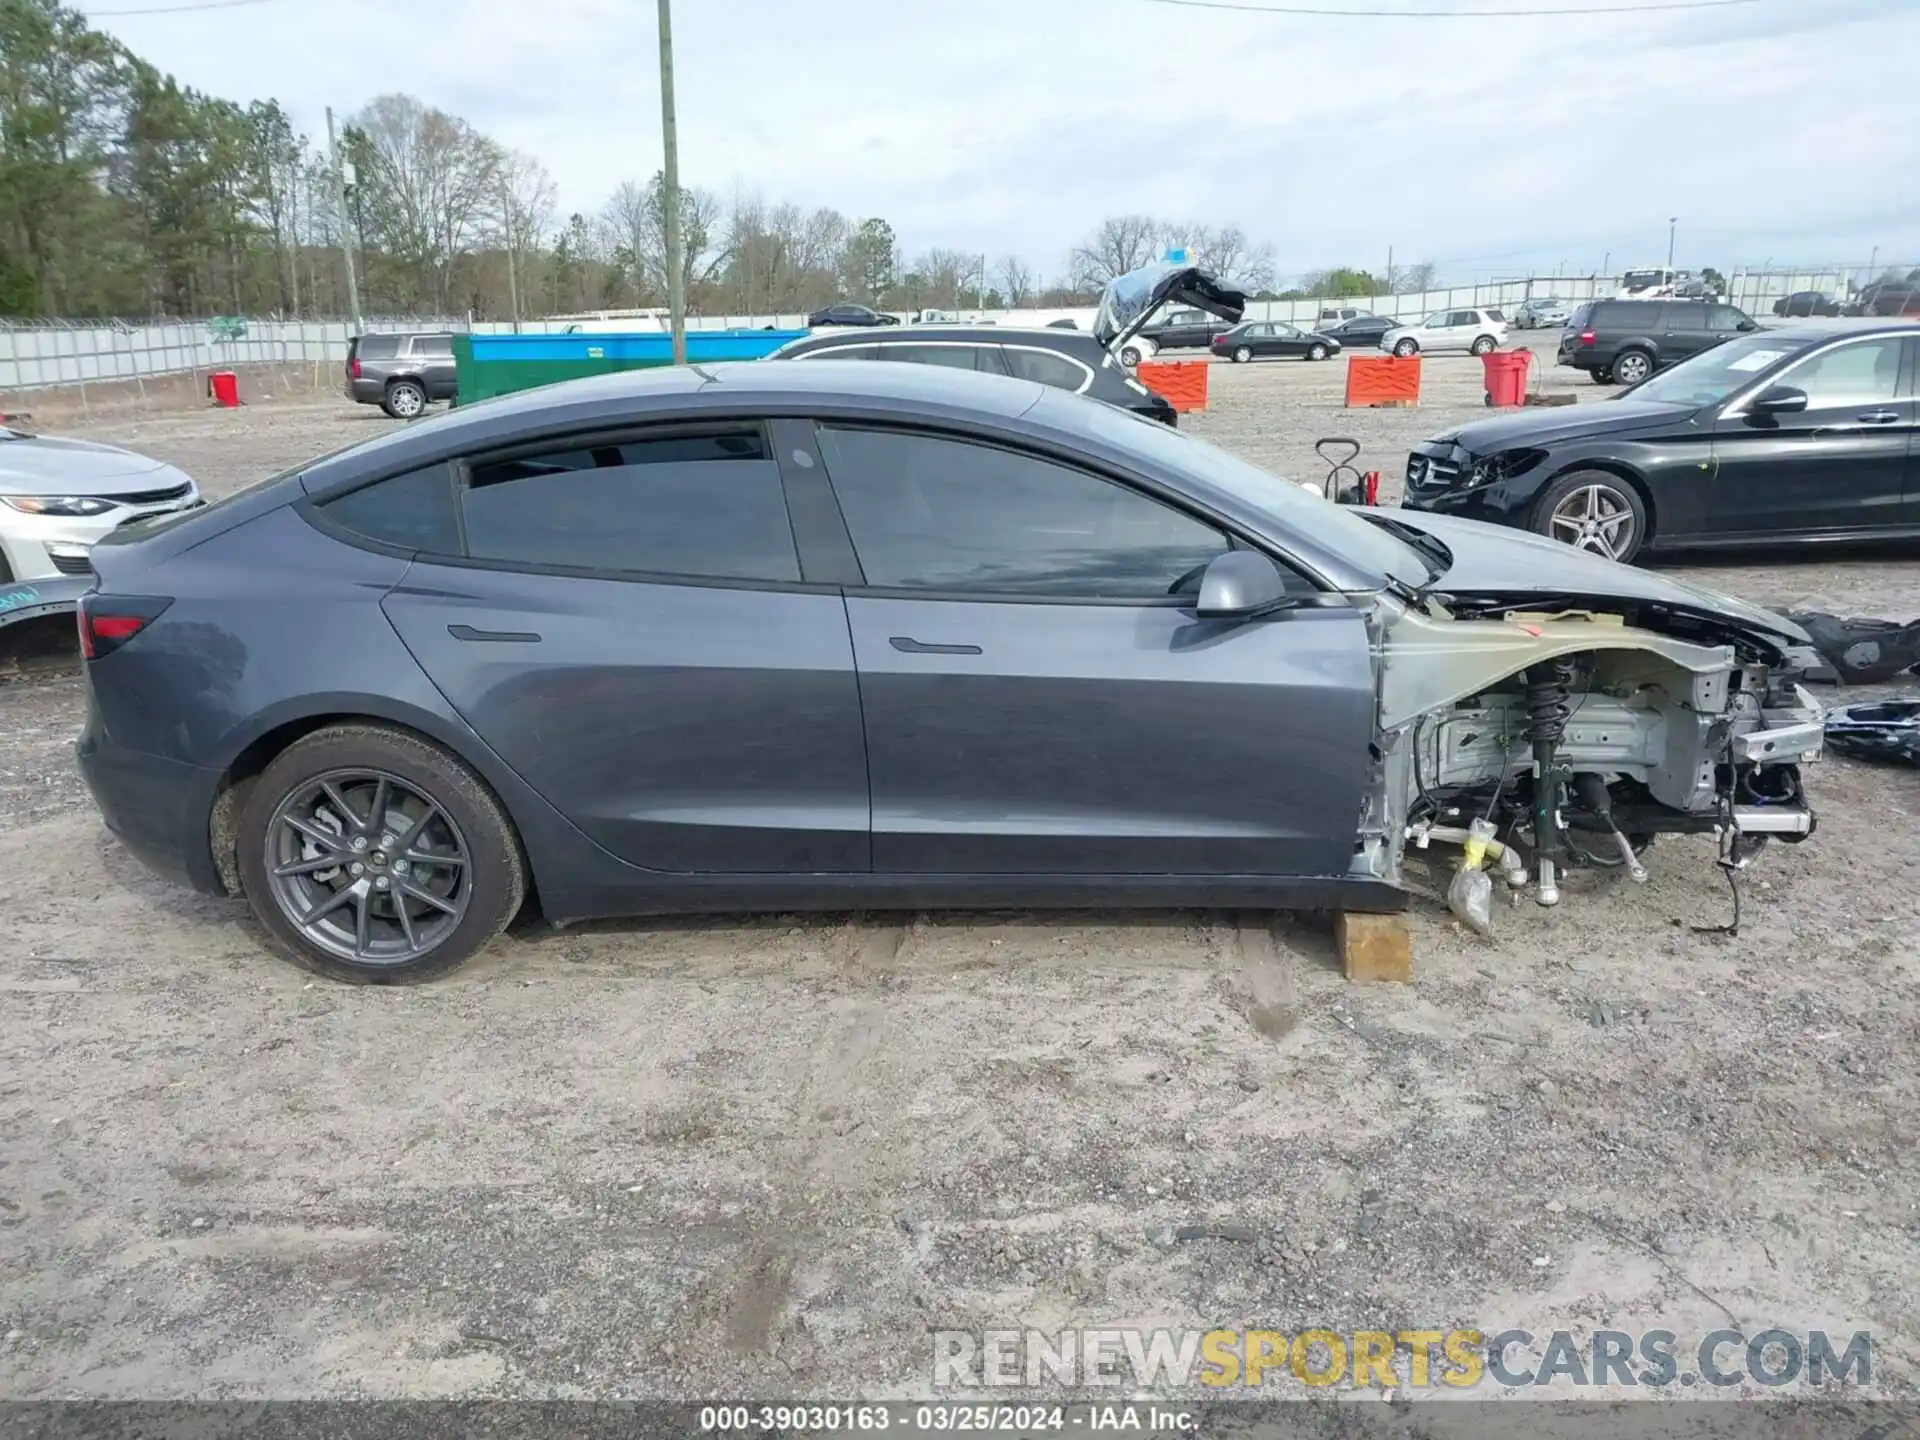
657 0 686 365
1666 217 1677 270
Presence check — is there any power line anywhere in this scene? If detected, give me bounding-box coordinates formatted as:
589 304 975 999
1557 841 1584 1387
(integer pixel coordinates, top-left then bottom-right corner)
86 0 282 16
1127 0 1763 16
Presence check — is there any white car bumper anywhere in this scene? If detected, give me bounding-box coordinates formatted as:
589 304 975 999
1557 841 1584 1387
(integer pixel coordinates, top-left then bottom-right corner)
0 485 202 582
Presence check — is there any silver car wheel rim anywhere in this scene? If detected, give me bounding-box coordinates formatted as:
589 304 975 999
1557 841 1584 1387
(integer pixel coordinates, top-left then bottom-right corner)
265 768 471 964
392 386 423 416
1615 355 1649 383
1234 347 1251 362
1549 485 1636 560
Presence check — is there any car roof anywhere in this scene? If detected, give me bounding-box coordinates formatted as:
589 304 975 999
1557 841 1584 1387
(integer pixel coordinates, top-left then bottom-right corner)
774 324 1106 356
300 360 1051 496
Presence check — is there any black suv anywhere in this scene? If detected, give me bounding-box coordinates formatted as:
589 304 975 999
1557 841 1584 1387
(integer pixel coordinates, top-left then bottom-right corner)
345 332 458 418
769 325 1178 424
1558 299 1757 385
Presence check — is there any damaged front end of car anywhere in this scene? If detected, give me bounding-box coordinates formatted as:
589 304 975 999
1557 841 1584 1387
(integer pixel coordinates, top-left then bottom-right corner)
1347 588 1822 932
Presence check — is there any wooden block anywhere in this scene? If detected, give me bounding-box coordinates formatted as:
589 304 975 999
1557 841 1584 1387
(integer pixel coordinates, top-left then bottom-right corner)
1368 398 1417 408
1336 911 1412 984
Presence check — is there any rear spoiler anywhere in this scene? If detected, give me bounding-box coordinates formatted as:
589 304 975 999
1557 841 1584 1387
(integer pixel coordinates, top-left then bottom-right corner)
0 576 90 635
1094 262 1248 361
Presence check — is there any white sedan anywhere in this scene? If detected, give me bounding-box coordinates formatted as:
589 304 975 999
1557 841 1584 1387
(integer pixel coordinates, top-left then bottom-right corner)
0 425 202 584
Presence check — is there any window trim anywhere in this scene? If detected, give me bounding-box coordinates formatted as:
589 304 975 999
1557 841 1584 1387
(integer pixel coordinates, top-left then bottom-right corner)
304 420 838 596
1718 333 1913 421
997 343 1095 394
808 419 1326 608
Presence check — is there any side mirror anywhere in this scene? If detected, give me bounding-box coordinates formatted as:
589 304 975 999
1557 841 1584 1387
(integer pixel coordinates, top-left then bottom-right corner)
1737 319 1758 331
1751 385 1808 417
1194 551 1289 620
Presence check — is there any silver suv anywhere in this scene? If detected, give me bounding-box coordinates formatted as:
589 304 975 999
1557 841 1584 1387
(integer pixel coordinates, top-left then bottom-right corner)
1381 307 1508 357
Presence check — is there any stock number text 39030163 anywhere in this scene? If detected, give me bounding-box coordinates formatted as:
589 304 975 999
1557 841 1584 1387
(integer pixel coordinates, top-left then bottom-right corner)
699 1403 1096 1432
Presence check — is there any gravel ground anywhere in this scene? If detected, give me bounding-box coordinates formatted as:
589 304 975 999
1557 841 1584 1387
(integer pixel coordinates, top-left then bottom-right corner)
1 357 1916 1402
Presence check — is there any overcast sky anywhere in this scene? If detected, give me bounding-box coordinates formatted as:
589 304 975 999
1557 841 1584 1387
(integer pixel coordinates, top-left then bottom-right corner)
79 0 1920 284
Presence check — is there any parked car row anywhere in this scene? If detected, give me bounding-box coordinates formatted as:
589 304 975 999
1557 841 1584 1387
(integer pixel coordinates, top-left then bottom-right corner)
1404 322 1920 562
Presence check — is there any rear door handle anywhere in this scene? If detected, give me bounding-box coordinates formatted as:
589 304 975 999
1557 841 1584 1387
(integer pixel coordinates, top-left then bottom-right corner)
448 623 542 643
1857 410 1900 425
889 635 982 656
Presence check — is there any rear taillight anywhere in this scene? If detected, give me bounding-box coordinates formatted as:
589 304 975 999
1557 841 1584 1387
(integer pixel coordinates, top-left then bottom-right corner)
349 356 362 378
78 595 171 660
1577 330 1596 347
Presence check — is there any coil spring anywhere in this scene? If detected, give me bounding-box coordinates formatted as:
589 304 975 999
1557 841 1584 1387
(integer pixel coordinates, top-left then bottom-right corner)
1524 658 1577 743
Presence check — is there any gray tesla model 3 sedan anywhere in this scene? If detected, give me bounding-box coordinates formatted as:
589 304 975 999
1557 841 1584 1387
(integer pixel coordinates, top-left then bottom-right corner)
76 361 1821 982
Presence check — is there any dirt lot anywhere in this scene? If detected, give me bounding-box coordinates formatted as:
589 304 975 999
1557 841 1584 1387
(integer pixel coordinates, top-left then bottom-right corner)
2 356 1917 1402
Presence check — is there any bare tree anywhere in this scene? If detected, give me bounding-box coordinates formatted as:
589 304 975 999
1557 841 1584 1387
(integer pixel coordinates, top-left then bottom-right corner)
348 93 502 311
605 171 721 305
995 254 1034 308
1070 215 1160 288
909 248 972 309
1395 260 1437 294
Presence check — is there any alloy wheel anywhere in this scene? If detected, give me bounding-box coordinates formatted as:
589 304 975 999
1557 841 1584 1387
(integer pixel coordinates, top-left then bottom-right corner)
389 384 425 417
1613 352 1651 384
1233 346 1252 363
264 768 472 965
1548 484 1638 560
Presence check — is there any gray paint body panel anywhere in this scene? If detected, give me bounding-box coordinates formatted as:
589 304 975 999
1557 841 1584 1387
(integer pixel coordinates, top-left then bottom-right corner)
383 563 871 873
846 597 1375 875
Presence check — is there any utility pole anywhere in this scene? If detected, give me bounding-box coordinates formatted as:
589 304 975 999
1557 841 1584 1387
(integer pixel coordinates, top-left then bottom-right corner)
500 178 522 333
657 0 686 365
1666 217 1677 269
1385 244 1393 295
326 107 363 335
979 253 988 312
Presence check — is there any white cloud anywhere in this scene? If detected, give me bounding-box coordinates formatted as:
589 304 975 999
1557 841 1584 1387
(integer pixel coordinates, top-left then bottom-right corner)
81 0 1920 282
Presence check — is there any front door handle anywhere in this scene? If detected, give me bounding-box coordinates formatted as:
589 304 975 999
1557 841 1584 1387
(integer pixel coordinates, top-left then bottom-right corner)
889 635 982 656
1856 410 1900 425
448 623 542 643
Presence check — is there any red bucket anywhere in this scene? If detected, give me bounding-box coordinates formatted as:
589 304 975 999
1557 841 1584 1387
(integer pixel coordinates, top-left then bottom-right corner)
1481 349 1530 407
209 371 240 407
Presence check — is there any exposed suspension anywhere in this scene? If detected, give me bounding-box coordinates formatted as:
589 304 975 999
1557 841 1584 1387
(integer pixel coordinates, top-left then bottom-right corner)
1524 657 1577 905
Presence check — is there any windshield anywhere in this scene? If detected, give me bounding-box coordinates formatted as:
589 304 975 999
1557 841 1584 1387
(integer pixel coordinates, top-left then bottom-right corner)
1622 332 1802 407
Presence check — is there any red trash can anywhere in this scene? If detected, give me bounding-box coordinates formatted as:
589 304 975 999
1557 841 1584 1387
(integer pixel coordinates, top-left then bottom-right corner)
209 370 240 407
1480 348 1530 407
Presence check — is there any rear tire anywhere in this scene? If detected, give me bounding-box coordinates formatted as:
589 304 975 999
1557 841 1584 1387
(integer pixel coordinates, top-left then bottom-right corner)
1120 345 1144 367
382 380 428 419
1590 366 1614 385
1232 346 1253 363
1611 349 1653 385
1393 338 1419 358
236 724 526 984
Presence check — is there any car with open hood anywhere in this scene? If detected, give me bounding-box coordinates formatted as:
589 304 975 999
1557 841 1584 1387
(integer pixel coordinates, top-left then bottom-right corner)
0 425 202 588
74 357 1820 983
1095 262 1248 369
1402 323 1920 563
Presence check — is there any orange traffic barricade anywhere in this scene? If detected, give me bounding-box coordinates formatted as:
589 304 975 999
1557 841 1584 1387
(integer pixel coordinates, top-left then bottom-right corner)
1344 355 1421 408
1136 360 1209 412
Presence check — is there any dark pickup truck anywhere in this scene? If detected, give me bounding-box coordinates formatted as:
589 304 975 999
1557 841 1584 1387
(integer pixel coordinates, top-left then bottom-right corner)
1140 307 1238 349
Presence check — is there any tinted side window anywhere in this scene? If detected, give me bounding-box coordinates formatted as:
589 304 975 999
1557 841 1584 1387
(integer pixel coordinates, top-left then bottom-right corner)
320 464 460 553
818 427 1230 599
1707 305 1746 331
800 344 881 361
415 335 454 356
1781 338 1903 406
1001 347 1091 390
461 430 799 582
355 335 402 360
882 344 998 371
1568 303 1595 329
1665 303 1708 329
